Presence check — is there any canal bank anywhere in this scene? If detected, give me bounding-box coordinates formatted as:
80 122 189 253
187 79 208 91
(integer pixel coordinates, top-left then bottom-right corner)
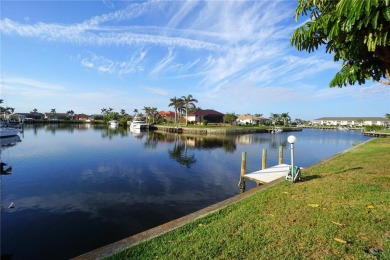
151 125 302 135
74 138 389 260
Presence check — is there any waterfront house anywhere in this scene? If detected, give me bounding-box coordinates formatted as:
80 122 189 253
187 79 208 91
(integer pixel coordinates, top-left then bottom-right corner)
187 109 224 124
313 117 389 127
75 113 92 121
158 111 176 123
11 112 45 121
44 112 69 121
236 114 259 125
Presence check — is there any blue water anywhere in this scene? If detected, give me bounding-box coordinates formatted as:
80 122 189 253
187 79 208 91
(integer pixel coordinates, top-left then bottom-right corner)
0 125 371 259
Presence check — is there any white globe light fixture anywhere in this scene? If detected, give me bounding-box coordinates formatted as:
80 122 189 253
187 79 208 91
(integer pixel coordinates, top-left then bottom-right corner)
287 135 297 144
287 135 297 181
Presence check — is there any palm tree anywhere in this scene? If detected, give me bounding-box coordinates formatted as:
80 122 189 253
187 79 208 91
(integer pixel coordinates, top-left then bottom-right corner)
51 109 56 114
133 109 138 116
101 108 107 115
182 94 198 126
67 110 75 120
280 112 291 126
269 113 280 126
120 109 126 116
386 113 390 120
31 108 38 113
150 107 158 123
169 97 184 125
143 106 151 123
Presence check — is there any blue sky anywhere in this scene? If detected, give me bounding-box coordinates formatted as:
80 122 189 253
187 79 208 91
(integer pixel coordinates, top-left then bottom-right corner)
1 0 389 120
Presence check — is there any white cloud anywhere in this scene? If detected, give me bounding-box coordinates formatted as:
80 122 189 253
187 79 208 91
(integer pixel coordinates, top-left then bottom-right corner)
150 48 175 75
1 76 65 91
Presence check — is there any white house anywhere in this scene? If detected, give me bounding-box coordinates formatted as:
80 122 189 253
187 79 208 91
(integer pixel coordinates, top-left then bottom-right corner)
313 117 388 127
236 114 259 125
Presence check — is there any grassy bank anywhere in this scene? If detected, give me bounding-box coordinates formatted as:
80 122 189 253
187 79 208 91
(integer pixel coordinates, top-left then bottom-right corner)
109 138 390 259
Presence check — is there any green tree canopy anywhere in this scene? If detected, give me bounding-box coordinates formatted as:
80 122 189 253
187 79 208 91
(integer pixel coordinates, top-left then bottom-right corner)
223 113 237 125
291 0 390 87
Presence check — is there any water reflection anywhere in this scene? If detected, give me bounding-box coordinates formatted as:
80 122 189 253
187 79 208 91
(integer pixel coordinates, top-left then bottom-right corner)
1 126 372 259
1 135 21 175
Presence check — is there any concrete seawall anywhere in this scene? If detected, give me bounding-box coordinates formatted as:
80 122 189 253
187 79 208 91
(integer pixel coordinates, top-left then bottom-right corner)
152 125 302 135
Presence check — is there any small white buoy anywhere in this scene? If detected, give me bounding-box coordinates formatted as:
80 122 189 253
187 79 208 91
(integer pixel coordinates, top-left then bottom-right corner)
8 202 14 209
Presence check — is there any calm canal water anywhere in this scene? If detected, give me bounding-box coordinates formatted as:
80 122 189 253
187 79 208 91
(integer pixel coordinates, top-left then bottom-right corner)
1 125 371 259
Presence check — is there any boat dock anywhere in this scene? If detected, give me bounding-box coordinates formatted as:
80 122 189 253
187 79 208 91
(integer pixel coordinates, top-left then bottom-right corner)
363 131 390 138
243 164 290 184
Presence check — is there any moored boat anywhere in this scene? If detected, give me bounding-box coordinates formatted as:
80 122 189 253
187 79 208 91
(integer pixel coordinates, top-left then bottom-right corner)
129 117 149 130
108 120 118 127
0 122 20 138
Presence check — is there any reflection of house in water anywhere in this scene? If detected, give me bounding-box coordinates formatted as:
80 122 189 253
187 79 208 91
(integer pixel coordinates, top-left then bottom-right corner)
235 134 257 145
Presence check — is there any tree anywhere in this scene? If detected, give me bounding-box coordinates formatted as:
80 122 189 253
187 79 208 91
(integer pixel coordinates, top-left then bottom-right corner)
224 113 237 125
50 109 56 114
149 107 158 123
169 97 184 125
280 112 291 126
291 0 390 87
101 108 107 116
120 109 127 116
133 109 138 116
31 108 38 113
182 94 198 126
67 110 75 119
385 113 390 120
270 113 283 126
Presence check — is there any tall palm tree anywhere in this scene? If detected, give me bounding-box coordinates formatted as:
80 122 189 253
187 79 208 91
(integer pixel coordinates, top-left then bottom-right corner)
51 108 56 114
169 97 183 125
150 107 158 123
133 109 138 117
280 112 291 126
182 94 198 125
143 106 151 123
67 110 75 120
101 108 107 115
269 113 281 126
120 109 126 116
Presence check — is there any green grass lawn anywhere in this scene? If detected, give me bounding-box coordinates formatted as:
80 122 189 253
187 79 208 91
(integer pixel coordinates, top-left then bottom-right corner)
108 138 390 259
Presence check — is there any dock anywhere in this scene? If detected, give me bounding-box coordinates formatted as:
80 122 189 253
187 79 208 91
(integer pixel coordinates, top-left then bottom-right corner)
243 164 290 184
363 131 390 138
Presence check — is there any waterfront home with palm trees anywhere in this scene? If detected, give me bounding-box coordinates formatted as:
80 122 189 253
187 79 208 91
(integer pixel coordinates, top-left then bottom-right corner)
187 109 224 124
313 117 389 127
158 111 176 123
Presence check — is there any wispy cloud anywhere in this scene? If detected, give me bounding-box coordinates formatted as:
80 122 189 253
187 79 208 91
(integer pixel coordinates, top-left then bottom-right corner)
150 48 176 75
2 76 65 91
80 51 146 75
144 86 170 96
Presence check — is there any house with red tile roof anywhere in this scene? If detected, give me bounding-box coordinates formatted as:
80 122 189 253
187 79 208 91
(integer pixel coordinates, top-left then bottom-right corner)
158 111 176 123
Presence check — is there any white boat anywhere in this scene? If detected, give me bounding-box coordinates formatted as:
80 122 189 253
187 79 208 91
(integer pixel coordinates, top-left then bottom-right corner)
0 122 20 138
108 120 118 127
271 127 283 133
130 117 149 130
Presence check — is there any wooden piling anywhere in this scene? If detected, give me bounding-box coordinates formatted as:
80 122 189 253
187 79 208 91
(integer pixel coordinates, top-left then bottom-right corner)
262 148 267 170
239 152 246 192
279 145 283 164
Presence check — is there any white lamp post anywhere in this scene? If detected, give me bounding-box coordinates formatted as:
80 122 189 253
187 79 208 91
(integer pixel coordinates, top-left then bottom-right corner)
287 135 297 181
